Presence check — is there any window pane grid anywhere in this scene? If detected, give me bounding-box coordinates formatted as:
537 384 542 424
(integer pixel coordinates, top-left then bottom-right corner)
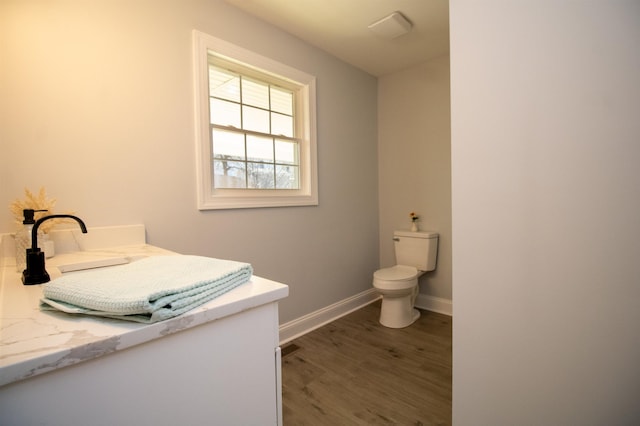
210 124 299 190
212 126 299 166
210 66 294 134
209 64 298 190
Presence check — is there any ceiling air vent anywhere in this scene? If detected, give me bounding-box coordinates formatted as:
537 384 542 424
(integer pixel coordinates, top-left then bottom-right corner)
368 11 413 40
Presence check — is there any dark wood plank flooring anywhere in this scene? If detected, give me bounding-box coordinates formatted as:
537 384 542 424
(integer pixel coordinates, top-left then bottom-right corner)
281 301 452 425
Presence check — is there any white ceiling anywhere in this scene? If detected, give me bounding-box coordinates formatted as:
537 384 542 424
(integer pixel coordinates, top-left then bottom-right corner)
223 0 450 77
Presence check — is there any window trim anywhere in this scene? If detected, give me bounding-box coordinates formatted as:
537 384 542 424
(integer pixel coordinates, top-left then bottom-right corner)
193 30 318 210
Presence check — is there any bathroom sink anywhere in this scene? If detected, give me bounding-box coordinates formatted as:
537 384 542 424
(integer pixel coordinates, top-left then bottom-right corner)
57 257 130 272
51 252 147 273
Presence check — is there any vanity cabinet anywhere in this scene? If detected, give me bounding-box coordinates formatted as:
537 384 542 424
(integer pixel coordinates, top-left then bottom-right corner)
0 226 288 425
1 299 283 425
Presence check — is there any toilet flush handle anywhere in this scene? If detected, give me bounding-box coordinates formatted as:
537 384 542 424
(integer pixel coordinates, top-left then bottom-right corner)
393 237 400 242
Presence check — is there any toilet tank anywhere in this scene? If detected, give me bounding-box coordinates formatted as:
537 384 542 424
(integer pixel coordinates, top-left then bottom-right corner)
393 230 439 272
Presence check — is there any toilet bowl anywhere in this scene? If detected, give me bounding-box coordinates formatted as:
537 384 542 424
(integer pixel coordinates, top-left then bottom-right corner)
373 265 421 328
372 230 439 328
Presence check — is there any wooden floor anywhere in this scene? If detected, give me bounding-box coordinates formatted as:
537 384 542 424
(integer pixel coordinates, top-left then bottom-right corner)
281 301 452 425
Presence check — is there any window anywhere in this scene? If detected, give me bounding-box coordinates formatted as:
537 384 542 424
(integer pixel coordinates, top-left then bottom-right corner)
209 65 298 190
193 30 318 210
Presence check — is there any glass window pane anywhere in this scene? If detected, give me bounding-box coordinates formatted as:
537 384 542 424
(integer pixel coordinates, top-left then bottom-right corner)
242 78 269 109
211 98 240 127
242 105 270 133
212 129 245 160
276 165 299 189
271 112 293 137
206 56 306 195
271 87 293 115
247 162 275 189
247 135 274 163
209 66 240 102
213 160 246 188
275 139 298 165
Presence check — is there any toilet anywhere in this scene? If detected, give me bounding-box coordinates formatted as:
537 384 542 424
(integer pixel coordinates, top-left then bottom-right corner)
373 230 439 328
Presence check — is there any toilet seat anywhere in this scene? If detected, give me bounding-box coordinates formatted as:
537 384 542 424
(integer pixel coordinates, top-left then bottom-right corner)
373 265 418 291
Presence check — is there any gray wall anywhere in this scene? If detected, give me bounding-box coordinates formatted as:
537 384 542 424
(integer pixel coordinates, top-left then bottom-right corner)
378 56 452 303
451 0 640 423
0 0 379 323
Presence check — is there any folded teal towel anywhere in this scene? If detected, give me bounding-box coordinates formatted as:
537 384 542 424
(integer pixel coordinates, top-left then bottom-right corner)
40 255 253 323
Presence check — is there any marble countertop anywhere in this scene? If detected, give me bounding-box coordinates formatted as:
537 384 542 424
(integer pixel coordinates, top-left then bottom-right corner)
0 225 288 387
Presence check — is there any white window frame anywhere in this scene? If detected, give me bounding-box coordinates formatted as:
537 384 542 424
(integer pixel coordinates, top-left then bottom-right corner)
193 30 318 210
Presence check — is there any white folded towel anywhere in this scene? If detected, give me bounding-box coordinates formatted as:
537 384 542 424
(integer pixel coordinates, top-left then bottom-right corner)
40 255 252 323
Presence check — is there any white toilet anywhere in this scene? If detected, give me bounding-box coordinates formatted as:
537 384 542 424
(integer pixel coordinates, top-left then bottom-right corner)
373 230 439 328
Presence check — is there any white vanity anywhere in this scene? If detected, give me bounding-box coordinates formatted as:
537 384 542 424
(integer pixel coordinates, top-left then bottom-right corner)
0 225 288 425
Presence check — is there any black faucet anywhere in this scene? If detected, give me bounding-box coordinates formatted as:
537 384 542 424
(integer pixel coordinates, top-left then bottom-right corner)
22 214 88 285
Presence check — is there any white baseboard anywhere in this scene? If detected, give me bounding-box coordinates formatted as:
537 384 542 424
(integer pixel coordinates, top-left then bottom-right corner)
415 294 452 316
279 290 453 344
279 289 381 345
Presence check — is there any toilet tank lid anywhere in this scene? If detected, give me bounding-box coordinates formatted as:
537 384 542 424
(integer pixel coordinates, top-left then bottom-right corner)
394 230 438 239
